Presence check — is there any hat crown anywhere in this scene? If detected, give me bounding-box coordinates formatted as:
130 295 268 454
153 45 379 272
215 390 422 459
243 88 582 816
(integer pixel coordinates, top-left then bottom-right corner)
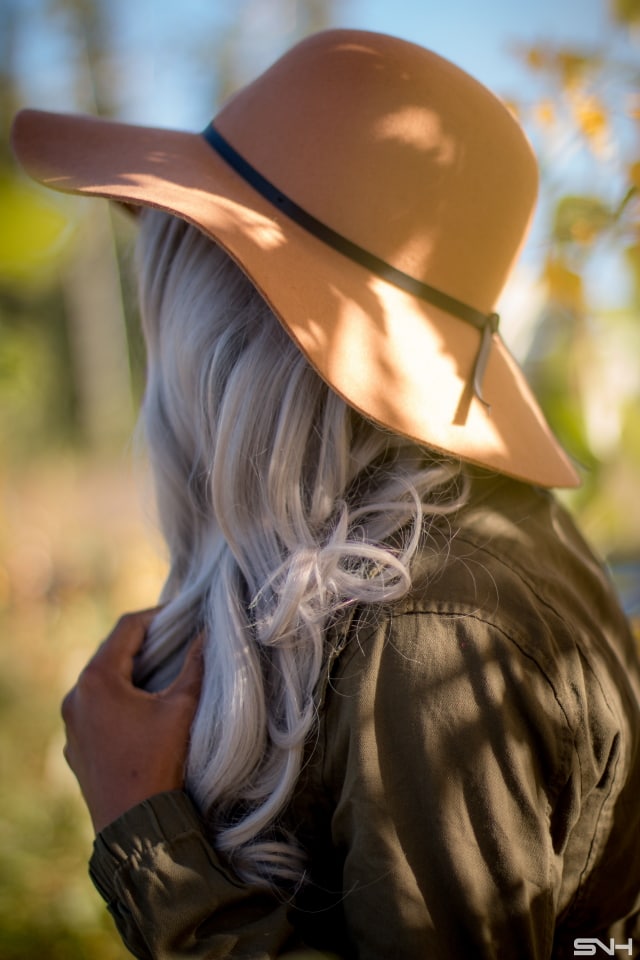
11 30 578 487
215 30 539 313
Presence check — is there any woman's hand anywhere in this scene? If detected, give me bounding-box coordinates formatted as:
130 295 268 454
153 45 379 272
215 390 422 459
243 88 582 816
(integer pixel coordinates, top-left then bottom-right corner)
61 609 203 834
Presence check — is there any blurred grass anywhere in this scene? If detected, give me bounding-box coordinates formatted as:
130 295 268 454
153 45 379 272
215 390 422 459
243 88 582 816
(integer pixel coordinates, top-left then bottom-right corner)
0 454 166 958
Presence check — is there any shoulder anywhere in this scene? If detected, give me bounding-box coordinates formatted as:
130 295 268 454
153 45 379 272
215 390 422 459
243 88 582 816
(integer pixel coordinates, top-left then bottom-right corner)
333 473 627 666
413 473 623 638
323 473 639 784
408 474 635 687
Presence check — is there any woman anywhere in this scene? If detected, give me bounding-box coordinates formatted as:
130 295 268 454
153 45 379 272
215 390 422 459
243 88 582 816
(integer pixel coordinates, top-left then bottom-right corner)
12 29 640 959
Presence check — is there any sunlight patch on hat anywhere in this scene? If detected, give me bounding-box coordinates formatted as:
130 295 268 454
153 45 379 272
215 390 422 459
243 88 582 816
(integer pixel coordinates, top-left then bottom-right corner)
204 196 286 251
374 107 457 164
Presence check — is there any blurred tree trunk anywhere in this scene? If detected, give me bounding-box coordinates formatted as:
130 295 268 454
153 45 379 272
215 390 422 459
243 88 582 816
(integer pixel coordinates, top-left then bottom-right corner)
62 208 133 445
55 0 134 446
208 0 337 103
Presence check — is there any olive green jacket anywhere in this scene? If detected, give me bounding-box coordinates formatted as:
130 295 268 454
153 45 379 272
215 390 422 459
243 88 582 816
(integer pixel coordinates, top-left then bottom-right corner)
89 476 640 959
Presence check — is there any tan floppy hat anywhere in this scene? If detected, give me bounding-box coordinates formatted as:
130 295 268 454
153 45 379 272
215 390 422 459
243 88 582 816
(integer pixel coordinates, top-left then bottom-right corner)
11 28 579 488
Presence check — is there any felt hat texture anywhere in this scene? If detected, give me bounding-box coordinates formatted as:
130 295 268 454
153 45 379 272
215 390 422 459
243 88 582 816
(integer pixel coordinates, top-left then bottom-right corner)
11 28 580 488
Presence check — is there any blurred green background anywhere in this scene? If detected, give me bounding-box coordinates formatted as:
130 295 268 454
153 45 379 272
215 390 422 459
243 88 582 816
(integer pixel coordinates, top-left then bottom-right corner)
1 0 639 956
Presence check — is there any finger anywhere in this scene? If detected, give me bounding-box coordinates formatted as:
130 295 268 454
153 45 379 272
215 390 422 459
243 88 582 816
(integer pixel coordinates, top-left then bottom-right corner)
93 607 161 677
162 635 205 699
60 687 76 726
60 693 76 768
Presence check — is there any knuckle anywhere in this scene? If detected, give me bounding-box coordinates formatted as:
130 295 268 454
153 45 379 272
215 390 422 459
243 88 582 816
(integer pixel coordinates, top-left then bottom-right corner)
60 688 76 723
78 660 105 690
70 659 107 699
62 741 75 771
114 611 137 632
111 609 151 642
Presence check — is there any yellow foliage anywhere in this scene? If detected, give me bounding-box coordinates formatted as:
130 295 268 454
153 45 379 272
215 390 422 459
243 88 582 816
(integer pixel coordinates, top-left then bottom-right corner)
571 93 609 150
627 93 640 122
570 219 599 244
557 51 591 89
533 99 556 128
525 47 546 70
544 255 585 310
0 175 73 283
553 195 611 246
611 0 640 27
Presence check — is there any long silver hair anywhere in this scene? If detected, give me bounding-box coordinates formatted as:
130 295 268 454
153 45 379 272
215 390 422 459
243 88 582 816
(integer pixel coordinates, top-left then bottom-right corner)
134 209 467 887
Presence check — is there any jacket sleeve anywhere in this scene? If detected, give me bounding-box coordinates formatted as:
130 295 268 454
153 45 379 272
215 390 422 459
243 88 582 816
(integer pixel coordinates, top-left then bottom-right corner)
320 605 575 960
89 791 330 959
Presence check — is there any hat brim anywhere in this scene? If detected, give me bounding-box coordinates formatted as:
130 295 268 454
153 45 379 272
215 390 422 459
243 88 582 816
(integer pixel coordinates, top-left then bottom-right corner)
11 108 580 488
